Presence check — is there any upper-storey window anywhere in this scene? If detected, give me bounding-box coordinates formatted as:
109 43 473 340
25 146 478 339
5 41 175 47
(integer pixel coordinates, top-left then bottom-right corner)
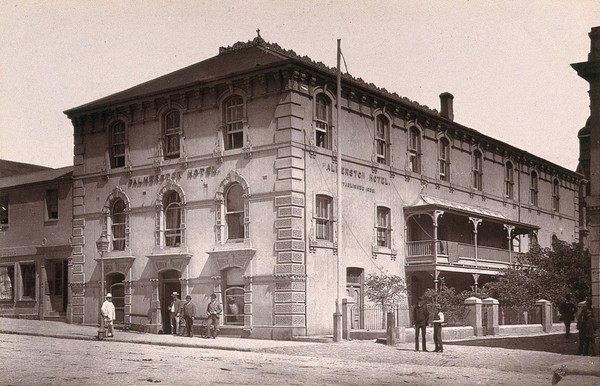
111 198 126 251
225 183 244 240
439 138 450 182
110 120 126 168
0 195 8 225
315 94 332 149
504 162 514 199
45 189 59 220
163 191 182 247
224 96 244 150
315 195 333 241
376 206 391 248
472 150 483 191
530 171 538 206
163 109 181 159
375 116 390 165
552 179 560 212
408 127 421 173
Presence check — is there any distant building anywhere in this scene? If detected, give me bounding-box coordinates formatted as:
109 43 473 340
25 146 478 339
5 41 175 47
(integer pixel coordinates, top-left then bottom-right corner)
573 26 600 320
0 161 73 321
62 36 582 338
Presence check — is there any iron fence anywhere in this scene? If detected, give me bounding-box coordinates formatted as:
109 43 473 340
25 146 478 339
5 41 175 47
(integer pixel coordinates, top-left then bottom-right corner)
499 306 541 325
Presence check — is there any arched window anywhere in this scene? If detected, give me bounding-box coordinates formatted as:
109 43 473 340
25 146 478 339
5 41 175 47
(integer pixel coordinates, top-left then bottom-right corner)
408 127 421 173
472 150 483 191
222 267 245 325
315 194 333 241
505 162 514 199
111 198 126 251
225 184 244 240
315 94 332 149
529 171 538 206
375 116 389 165
110 120 126 168
552 179 560 211
376 206 391 248
439 138 450 181
163 109 181 159
224 96 244 150
163 191 182 247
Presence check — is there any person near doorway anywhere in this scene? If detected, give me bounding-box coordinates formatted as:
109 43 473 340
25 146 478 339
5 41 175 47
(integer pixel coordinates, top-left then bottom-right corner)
577 308 597 356
413 296 429 352
182 295 196 337
206 293 223 339
433 304 445 353
558 294 577 339
169 292 183 336
101 293 116 337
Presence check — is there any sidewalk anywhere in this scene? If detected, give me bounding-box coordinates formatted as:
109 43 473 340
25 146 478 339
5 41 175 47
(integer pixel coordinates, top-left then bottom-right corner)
0 317 317 352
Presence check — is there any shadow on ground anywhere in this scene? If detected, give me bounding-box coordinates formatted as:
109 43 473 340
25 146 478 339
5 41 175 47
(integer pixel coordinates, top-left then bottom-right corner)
446 334 582 355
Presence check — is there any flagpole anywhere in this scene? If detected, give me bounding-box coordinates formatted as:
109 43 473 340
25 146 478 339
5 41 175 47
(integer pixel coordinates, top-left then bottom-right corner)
333 38 343 342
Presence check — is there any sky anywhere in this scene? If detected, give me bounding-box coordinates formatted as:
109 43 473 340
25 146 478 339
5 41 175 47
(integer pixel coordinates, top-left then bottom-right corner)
0 1 598 171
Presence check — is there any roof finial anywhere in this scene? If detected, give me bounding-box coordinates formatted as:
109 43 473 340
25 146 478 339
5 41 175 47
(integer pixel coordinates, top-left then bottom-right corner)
256 28 261 39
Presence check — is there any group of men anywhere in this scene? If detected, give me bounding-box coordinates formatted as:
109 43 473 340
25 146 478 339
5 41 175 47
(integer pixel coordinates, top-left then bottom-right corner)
169 292 222 338
413 297 445 353
559 294 597 356
100 291 223 339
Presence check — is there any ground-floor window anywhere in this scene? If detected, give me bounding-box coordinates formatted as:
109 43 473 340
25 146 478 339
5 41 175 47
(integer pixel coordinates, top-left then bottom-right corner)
20 263 36 300
0 265 14 300
223 267 244 325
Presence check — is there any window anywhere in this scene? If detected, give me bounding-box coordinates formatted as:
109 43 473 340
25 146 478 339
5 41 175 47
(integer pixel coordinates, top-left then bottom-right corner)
226 184 244 240
439 138 450 181
45 189 58 220
315 94 332 149
0 195 7 225
111 198 126 251
504 162 514 199
224 96 244 150
163 191 182 247
376 206 391 248
20 263 36 300
552 179 560 211
223 268 245 325
110 120 126 168
408 127 421 173
0 265 14 300
472 150 483 191
375 116 389 164
163 109 181 159
315 195 333 241
530 171 538 206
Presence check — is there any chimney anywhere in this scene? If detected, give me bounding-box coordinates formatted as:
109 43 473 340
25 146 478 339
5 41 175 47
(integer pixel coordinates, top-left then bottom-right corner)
439 92 454 121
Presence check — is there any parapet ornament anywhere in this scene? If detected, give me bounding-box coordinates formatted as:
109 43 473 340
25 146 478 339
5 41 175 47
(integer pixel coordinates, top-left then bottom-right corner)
273 273 307 282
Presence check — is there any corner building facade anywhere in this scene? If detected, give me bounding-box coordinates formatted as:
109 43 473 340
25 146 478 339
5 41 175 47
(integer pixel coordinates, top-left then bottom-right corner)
64 37 583 339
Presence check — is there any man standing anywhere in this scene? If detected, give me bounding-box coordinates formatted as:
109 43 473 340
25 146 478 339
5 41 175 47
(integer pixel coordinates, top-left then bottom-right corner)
206 293 223 339
169 292 183 336
101 293 116 338
558 294 577 339
413 296 429 352
182 295 196 338
433 304 445 353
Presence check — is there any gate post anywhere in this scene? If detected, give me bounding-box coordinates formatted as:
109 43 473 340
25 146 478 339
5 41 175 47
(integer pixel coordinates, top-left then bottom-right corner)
535 299 552 332
482 298 499 335
464 297 483 336
342 298 354 340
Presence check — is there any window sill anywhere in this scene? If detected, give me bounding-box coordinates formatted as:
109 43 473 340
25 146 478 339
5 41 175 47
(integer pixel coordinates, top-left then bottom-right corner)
309 239 335 253
44 219 59 225
372 245 397 260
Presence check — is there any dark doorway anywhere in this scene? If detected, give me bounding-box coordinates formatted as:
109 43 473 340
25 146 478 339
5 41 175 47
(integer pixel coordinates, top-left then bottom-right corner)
346 267 364 329
160 270 181 334
46 260 68 314
108 273 125 325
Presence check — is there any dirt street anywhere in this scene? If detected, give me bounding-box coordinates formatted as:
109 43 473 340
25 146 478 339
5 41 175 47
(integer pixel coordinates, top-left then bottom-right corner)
0 333 597 385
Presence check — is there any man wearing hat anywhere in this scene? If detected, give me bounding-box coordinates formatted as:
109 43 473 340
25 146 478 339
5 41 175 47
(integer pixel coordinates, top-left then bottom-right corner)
169 292 183 335
412 296 429 351
181 295 196 337
206 293 222 339
101 293 116 337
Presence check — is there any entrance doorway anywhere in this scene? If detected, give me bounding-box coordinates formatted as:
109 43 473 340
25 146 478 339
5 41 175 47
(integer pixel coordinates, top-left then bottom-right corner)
160 270 181 334
108 273 125 325
346 267 364 329
46 260 68 314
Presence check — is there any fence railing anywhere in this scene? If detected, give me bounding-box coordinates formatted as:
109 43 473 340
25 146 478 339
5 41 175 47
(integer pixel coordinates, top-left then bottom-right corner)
350 304 404 330
498 307 541 325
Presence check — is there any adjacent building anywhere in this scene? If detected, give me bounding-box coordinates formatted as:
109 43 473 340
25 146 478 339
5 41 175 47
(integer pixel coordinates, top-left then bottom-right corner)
0 160 73 321
59 35 583 339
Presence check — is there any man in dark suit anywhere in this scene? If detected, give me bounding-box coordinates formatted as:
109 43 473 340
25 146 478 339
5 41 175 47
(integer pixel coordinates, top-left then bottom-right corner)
182 295 196 337
206 293 223 339
413 296 430 351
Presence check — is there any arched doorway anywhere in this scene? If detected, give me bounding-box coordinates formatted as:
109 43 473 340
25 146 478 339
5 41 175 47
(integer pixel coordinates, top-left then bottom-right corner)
160 270 181 334
107 273 125 325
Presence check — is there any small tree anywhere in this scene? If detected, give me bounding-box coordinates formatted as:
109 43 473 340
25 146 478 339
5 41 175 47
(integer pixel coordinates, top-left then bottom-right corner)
365 273 406 328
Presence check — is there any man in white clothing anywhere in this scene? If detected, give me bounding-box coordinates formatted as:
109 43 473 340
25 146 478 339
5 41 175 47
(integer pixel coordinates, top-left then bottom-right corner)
433 304 444 352
101 293 116 337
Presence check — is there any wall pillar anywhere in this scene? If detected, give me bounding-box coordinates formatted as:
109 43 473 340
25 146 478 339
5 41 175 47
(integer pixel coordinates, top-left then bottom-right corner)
464 296 483 336
147 278 161 333
535 299 552 332
482 298 499 335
